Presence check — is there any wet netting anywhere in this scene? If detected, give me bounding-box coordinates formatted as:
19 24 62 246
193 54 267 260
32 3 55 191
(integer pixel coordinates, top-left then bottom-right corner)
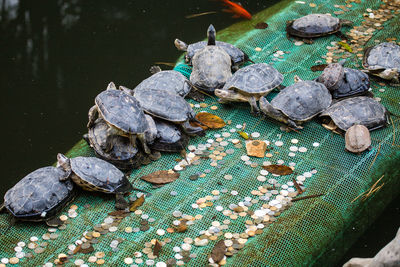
1 0 400 266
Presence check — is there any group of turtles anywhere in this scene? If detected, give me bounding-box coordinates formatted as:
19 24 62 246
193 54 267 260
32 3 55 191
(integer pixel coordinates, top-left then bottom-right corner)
1 14 400 225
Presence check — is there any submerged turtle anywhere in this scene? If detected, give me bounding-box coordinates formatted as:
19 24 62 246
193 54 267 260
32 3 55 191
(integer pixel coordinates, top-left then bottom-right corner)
149 119 189 152
320 96 388 132
134 87 204 136
57 154 148 210
286 14 352 42
215 63 283 115
190 24 232 93
1 166 75 224
260 77 332 129
87 82 151 154
362 42 400 84
345 124 371 153
317 60 370 98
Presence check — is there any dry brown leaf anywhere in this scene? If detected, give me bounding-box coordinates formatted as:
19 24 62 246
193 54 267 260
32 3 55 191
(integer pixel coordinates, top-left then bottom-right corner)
195 112 226 129
262 164 293 176
175 220 188 233
153 240 162 257
189 120 208 130
129 195 145 212
108 210 129 217
311 64 328 72
255 22 268 29
140 170 180 185
211 240 226 263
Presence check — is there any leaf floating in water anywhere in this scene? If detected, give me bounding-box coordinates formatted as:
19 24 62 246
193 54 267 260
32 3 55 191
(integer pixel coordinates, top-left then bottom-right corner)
153 240 162 257
140 170 180 185
262 164 293 175
195 112 226 129
238 131 249 140
211 240 226 263
338 41 353 52
311 64 328 72
255 22 268 29
129 195 145 212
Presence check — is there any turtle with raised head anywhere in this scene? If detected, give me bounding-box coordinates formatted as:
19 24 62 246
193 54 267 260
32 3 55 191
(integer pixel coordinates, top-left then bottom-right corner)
286 14 352 43
345 124 371 153
362 42 400 84
150 119 189 152
215 63 283 115
189 24 232 93
260 77 332 129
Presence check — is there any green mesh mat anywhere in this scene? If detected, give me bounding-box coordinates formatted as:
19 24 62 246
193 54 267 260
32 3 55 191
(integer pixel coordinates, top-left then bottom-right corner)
1 0 400 266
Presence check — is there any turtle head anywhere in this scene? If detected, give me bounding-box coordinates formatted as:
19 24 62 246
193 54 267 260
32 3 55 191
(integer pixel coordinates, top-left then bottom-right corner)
57 153 72 181
174 39 188 51
107 82 117 90
207 24 216 46
259 97 287 123
378 68 399 82
118 85 133 96
294 75 303 83
215 89 247 103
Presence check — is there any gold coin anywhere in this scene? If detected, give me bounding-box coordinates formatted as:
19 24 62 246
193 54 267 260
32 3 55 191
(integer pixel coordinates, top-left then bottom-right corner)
206 202 213 207
266 153 273 158
167 228 174 233
9 258 19 264
309 3 316 7
195 214 203 220
255 229 263 235
190 103 194 108
210 106 218 110
239 212 247 217
230 214 238 220
199 173 206 178
209 235 218 240
205 195 213 201
95 251 105 258
88 256 97 263
255 47 262 52
210 162 218 167
70 204 78 210
59 215 68 221
248 231 255 236
270 206 277 211
96 259 105 265
199 203 207 208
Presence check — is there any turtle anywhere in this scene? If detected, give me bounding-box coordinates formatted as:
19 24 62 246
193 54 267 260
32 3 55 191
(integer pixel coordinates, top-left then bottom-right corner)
319 96 389 132
57 154 148 210
317 60 370 98
133 87 205 136
214 63 283 115
259 77 332 129
189 24 232 93
345 124 371 153
149 118 189 152
0 166 75 225
286 14 352 43
362 42 400 84
87 82 151 154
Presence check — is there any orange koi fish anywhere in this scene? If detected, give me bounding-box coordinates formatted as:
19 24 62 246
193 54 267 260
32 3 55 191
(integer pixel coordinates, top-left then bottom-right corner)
218 0 252 20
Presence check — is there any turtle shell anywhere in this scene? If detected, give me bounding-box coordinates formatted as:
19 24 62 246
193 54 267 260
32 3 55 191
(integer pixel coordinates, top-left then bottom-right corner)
70 156 133 194
222 63 283 95
320 96 388 131
287 14 341 38
190 46 232 93
271 80 332 122
149 119 189 152
345 124 371 153
95 89 147 134
317 62 345 91
87 119 145 170
134 70 191 97
134 88 192 123
331 68 370 98
4 167 74 221
363 42 400 71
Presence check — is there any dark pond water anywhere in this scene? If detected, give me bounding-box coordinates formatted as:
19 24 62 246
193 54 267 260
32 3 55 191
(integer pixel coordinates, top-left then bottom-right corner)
0 0 398 264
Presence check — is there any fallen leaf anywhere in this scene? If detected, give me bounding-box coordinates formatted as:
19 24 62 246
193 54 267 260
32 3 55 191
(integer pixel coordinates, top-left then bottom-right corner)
153 240 162 257
175 220 188 233
108 210 129 217
238 131 249 140
129 195 145 212
140 170 180 185
195 112 226 129
262 164 293 175
255 22 268 29
211 240 226 263
311 64 328 72
338 41 353 52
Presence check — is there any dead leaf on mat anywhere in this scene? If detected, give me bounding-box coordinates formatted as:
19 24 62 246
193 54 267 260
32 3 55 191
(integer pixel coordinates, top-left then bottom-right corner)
211 239 226 263
140 170 180 184
195 112 226 129
262 164 293 176
153 240 162 257
129 195 145 212
311 64 328 72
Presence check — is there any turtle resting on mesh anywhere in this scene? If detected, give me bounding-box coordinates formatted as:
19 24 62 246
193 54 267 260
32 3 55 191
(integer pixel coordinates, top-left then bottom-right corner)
0 166 75 226
87 82 151 154
286 14 352 43
362 42 400 85
259 77 332 130
57 154 148 210
189 24 232 93
149 119 189 153
317 60 370 98
215 63 283 115
320 96 389 133
345 124 371 153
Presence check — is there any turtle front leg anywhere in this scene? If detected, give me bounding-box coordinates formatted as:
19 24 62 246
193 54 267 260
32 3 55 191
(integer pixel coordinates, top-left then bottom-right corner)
87 105 99 128
115 193 129 210
136 133 151 154
248 96 260 116
287 119 303 131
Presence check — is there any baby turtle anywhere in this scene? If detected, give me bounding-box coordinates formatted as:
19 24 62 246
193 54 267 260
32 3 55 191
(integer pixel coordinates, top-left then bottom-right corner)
57 154 148 210
190 24 232 93
260 77 332 129
215 63 283 115
1 166 75 224
87 82 151 154
345 124 371 153
317 60 370 98
286 14 352 43
362 42 400 84
134 87 204 136
320 96 388 132
149 119 189 152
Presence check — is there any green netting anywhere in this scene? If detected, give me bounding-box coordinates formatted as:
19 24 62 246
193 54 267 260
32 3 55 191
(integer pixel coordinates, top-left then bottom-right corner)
1 0 400 266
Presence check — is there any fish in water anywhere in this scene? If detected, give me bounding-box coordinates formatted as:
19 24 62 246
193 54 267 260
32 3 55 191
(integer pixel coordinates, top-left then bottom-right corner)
218 0 252 20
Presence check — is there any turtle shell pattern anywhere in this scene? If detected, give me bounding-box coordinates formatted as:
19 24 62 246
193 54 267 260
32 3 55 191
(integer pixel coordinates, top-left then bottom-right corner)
134 88 192 123
345 124 371 153
150 119 189 152
289 14 341 37
190 46 232 92
4 167 74 220
95 89 148 134
134 70 191 97
331 68 370 98
318 62 345 90
222 63 283 95
363 42 400 71
320 96 388 131
70 156 133 194
271 80 332 121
